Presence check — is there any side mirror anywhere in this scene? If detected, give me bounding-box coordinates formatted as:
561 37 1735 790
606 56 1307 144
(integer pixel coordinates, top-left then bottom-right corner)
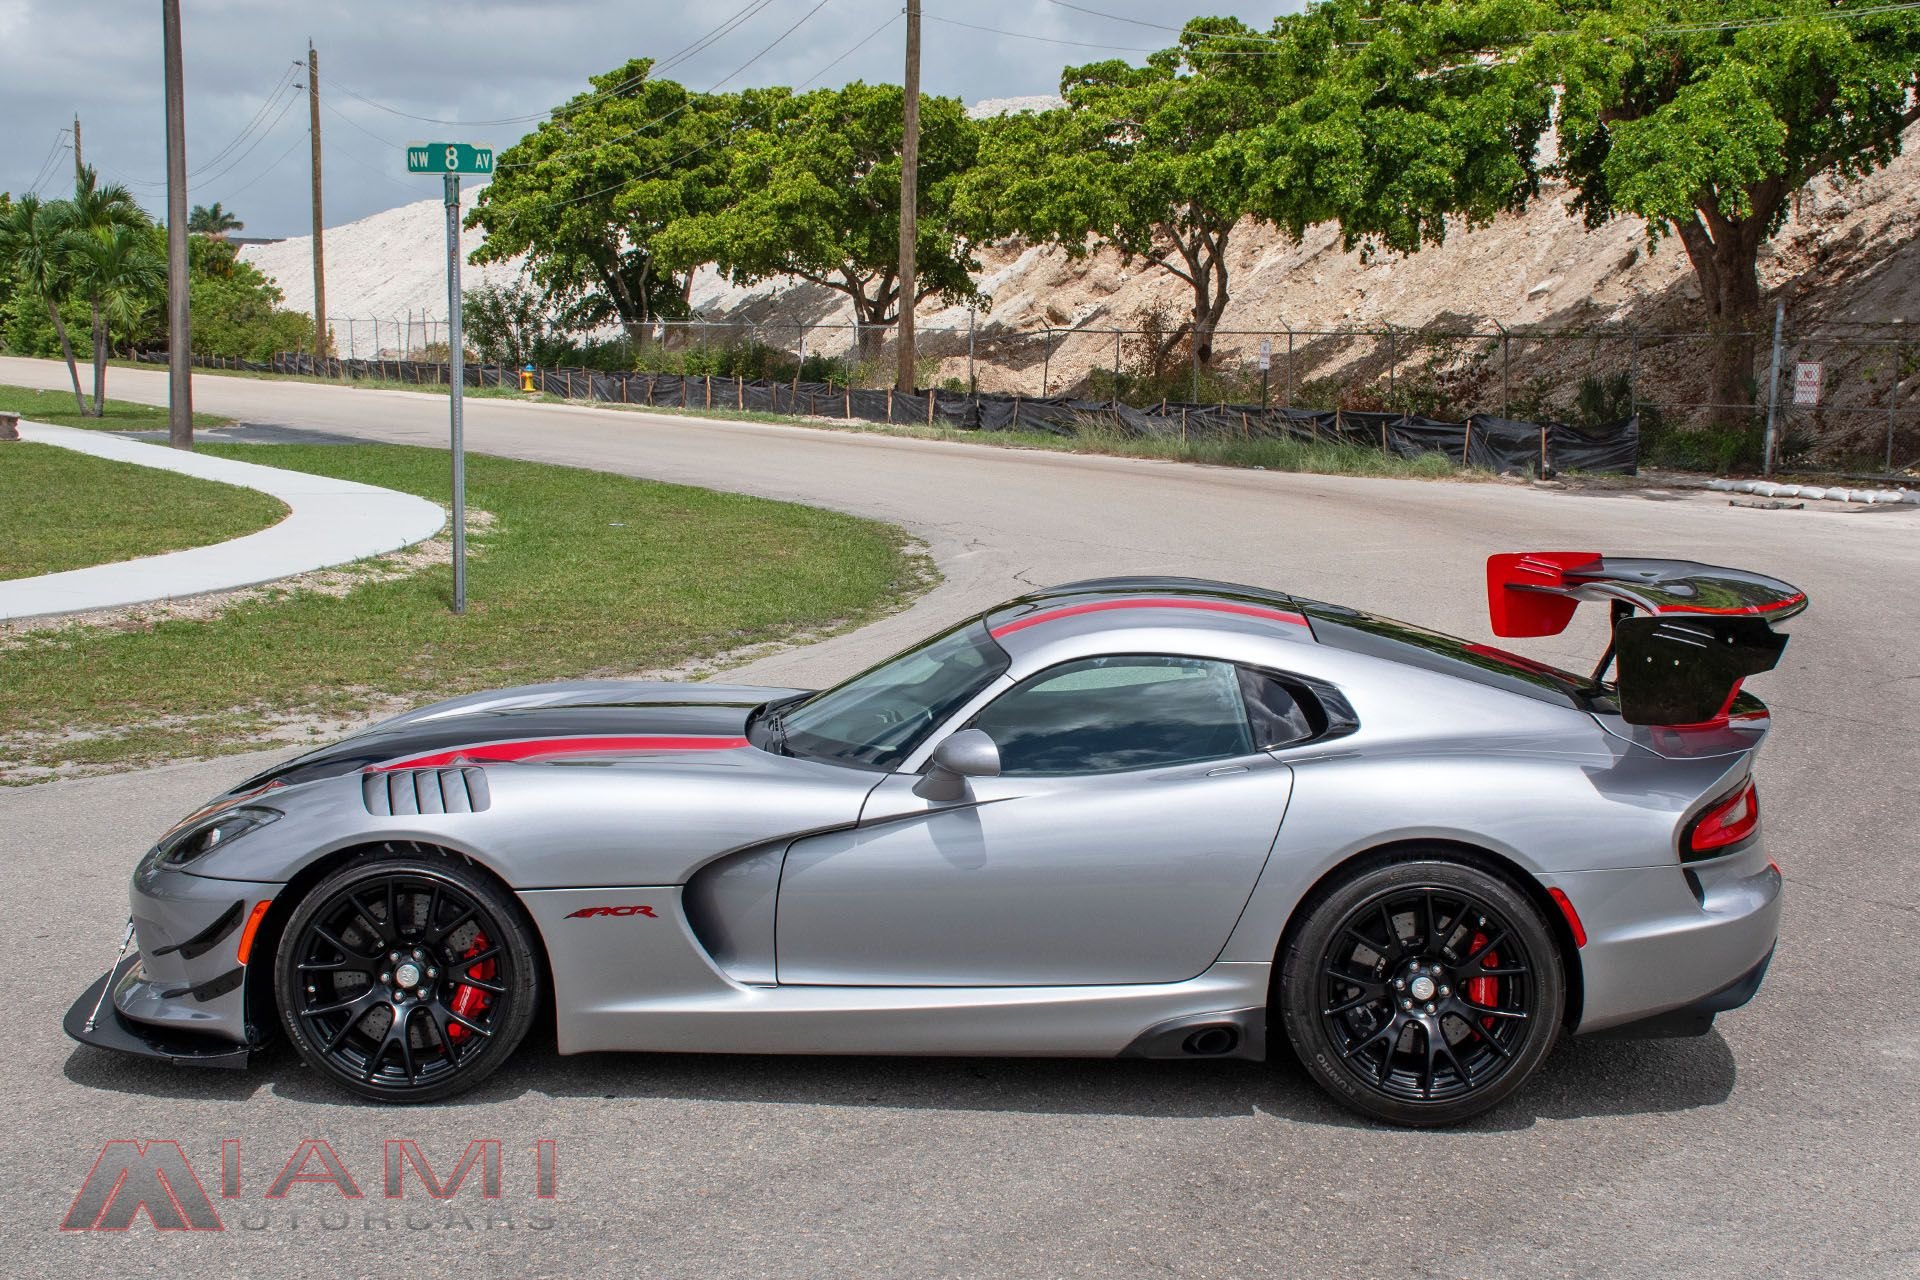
913 729 1001 802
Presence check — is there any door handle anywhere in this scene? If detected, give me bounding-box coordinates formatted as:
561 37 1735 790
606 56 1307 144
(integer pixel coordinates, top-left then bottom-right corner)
1205 765 1250 777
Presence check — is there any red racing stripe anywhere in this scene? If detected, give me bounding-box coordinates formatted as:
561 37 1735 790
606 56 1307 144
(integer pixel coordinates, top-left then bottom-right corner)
1655 592 1806 616
991 596 1310 639
368 735 749 771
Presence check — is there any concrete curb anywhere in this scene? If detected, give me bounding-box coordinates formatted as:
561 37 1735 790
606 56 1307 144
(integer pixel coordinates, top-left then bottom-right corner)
1 421 446 622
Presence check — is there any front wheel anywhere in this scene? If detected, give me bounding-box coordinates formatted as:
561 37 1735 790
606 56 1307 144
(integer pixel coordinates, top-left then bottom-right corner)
274 850 540 1103
1279 856 1565 1127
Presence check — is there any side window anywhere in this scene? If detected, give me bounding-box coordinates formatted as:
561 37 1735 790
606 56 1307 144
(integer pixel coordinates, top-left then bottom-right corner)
966 655 1253 775
1238 668 1320 749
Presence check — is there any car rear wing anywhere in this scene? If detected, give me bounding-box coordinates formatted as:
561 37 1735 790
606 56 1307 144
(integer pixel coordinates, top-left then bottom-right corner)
1486 553 1807 727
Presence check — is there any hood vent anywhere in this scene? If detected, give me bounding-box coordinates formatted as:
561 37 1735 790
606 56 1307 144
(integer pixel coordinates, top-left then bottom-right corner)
362 767 491 817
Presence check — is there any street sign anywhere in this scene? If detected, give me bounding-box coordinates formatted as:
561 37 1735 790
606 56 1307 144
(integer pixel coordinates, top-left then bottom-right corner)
1257 339 1272 372
1792 361 1823 407
406 142 493 175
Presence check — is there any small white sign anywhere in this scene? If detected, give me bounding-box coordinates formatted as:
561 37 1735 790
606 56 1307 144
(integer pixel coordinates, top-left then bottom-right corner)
1257 339 1272 371
1793 361 1823 406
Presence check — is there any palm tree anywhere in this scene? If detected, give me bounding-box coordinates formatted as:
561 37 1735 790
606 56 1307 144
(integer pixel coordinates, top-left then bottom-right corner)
0 193 86 414
67 167 150 415
67 224 164 409
187 202 243 238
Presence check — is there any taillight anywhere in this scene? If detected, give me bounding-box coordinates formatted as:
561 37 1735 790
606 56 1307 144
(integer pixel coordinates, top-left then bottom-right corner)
1684 779 1759 860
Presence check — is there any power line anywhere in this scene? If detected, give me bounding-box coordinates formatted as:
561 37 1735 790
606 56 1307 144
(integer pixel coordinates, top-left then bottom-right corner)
321 0 786 130
215 132 307 201
25 128 71 194
489 9 898 233
927 15 1157 51
493 0 839 173
189 90 303 191
190 63 300 178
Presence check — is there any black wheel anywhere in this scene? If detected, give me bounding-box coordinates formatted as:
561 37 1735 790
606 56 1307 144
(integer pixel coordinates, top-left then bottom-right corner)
1279 855 1565 1127
274 850 539 1103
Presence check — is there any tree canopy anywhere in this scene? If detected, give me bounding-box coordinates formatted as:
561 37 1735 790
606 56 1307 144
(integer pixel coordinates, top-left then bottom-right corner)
656 81 982 355
468 59 737 341
959 19 1284 365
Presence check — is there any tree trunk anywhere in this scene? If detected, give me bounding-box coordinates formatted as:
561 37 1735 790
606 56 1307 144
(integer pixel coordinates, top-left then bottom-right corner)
1190 250 1231 368
1674 211 1765 426
46 298 85 415
90 302 107 415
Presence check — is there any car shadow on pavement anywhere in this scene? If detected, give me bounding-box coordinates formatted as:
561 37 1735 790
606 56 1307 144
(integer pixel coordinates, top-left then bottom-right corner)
61 1028 1735 1131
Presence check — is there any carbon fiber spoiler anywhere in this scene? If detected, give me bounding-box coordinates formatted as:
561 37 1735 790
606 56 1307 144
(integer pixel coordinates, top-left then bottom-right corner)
1486 553 1808 727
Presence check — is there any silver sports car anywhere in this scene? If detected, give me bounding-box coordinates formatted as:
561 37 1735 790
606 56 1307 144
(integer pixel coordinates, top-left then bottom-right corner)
66 552 1802 1126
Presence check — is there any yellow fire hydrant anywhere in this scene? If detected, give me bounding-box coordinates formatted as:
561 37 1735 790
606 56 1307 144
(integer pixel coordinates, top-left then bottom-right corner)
520 364 536 393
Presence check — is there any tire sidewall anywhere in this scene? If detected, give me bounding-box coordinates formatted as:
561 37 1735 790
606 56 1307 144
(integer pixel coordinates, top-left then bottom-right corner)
1280 855 1566 1127
274 851 540 1103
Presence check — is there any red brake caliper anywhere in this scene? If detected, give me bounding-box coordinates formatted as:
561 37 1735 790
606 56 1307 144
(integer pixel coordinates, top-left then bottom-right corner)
445 930 495 1043
1466 931 1499 1031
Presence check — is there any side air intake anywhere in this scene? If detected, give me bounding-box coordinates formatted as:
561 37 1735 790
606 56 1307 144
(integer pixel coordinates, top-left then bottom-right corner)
362 767 491 817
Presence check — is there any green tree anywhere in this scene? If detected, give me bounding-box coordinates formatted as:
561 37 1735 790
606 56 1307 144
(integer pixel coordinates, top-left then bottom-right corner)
184 235 312 361
469 60 732 344
657 81 982 359
462 279 549 366
0 193 87 413
187 201 243 238
68 223 164 405
66 168 154 414
959 21 1282 366
1546 0 1920 418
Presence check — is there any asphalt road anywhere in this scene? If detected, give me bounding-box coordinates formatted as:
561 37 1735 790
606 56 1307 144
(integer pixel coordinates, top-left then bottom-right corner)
3 357 1917 1279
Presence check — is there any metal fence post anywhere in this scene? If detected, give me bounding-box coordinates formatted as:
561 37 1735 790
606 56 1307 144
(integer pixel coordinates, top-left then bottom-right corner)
1113 329 1121 408
1497 322 1510 418
1761 301 1785 476
967 308 976 396
1042 327 1053 397
1888 342 1903 472
1387 327 1397 403
1285 324 1294 408
1628 332 1639 418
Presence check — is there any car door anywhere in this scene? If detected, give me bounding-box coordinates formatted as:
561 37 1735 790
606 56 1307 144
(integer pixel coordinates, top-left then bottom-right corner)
774 655 1295 987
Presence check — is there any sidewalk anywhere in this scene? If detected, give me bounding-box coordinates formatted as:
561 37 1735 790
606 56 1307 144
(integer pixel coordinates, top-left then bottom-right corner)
1 421 445 622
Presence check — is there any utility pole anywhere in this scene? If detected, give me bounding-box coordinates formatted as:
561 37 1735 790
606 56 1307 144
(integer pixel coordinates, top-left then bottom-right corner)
162 0 193 448
894 0 920 394
307 39 328 361
72 114 83 183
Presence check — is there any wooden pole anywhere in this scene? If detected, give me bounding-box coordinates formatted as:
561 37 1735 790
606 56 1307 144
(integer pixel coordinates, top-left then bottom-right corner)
308 41 327 360
162 0 193 448
895 0 921 394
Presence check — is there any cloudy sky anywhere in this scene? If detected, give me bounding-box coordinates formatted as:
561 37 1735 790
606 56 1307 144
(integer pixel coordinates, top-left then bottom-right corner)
0 0 1300 239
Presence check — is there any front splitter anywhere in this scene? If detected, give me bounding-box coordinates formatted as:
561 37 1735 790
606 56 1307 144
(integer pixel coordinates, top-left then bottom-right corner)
63 953 253 1070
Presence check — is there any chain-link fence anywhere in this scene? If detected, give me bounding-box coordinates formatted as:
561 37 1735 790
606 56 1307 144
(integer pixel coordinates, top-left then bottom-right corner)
299 313 1919 473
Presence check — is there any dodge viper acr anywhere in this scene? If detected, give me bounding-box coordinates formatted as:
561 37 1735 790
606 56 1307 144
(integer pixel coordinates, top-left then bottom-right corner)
66 552 1804 1126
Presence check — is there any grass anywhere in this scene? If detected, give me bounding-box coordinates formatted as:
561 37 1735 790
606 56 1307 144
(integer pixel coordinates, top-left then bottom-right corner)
0 442 930 780
0 442 289 580
167 362 1474 480
0 382 232 432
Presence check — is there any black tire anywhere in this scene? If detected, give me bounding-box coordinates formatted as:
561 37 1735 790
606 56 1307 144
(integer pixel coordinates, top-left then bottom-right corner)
274 849 539 1103
1278 854 1565 1127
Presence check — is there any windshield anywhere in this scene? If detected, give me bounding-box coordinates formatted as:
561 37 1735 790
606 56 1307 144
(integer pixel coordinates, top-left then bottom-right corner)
775 620 1010 770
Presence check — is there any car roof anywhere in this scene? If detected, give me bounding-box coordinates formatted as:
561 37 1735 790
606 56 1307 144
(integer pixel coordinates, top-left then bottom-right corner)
986 577 1595 710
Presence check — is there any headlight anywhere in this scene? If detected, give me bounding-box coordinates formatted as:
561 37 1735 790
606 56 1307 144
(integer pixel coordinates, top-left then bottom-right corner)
154 806 282 868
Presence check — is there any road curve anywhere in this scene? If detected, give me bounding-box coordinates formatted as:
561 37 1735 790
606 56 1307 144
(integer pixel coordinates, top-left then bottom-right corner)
1 355 1915 1280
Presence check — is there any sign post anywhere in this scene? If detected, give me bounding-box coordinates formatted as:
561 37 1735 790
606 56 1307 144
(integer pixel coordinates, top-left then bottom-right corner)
406 142 493 613
1258 339 1272 410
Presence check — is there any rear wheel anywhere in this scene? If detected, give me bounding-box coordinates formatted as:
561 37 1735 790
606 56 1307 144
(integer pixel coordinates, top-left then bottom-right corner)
274 851 539 1103
1279 855 1565 1127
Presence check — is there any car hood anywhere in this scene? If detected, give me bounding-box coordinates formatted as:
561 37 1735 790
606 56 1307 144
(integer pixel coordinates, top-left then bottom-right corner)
233 680 809 791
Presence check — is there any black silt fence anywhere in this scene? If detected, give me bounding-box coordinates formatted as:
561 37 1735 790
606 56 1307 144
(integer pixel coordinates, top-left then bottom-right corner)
145 351 1639 474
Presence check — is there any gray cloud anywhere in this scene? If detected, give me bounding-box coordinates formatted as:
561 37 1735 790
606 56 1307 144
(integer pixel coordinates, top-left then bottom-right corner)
0 1 1296 238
